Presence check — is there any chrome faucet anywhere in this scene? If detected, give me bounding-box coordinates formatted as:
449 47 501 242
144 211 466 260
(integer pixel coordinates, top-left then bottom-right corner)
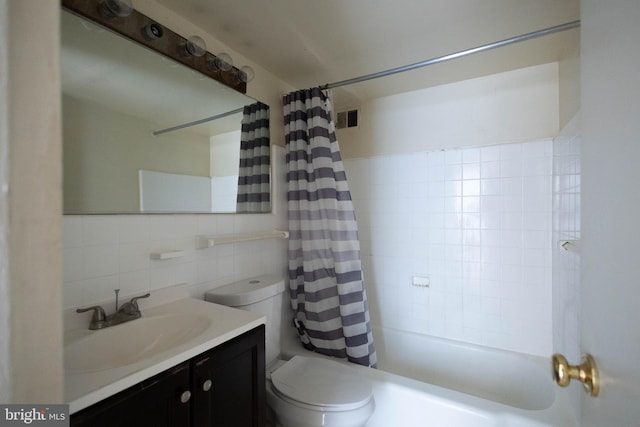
76 290 151 330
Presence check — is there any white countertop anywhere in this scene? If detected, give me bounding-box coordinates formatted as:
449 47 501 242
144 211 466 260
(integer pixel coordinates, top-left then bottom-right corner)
65 297 265 414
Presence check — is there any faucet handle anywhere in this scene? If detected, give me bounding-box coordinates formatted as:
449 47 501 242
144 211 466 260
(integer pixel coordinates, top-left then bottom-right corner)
76 305 107 323
129 292 150 308
119 292 151 314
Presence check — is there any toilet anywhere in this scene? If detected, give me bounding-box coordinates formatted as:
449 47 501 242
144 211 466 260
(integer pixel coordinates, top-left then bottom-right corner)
205 275 375 427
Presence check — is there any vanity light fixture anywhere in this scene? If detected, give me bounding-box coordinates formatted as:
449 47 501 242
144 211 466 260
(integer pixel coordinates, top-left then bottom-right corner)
98 0 133 18
63 0 251 92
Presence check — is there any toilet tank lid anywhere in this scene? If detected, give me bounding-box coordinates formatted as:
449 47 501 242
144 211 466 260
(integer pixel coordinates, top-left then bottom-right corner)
205 275 285 307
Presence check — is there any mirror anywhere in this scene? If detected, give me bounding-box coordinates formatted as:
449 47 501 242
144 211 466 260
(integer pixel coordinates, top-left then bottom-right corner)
61 7 270 214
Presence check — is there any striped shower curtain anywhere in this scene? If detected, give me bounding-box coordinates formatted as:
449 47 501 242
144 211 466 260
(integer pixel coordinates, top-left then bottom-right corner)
283 87 376 368
236 102 271 213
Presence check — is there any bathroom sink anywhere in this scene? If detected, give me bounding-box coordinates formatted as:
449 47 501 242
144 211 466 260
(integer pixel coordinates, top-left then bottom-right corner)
65 313 211 374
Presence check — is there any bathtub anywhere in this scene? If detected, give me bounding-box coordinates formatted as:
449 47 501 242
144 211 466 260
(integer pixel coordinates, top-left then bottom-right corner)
355 361 576 426
280 326 578 426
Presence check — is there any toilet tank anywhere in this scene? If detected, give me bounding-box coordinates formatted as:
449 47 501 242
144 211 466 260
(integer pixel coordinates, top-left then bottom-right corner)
205 275 286 365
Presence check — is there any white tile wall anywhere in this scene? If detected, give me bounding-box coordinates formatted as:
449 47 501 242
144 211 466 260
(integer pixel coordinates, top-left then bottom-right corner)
62 146 288 309
345 139 553 356
552 115 581 363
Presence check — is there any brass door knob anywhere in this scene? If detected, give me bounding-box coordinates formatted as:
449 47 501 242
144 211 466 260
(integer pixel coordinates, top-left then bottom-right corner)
552 353 600 397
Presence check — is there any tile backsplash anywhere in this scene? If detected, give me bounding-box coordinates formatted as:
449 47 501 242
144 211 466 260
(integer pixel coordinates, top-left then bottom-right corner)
62 213 287 309
345 139 553 356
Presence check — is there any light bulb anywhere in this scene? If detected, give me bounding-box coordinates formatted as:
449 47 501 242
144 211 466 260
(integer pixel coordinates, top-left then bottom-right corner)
208 52 234 72
238 66 255 83
185 36 207 57
143 23 164 40
99 0 133 18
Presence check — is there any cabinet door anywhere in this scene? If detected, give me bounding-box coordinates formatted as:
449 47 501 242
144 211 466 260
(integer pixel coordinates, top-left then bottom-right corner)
191 326 265 427
71 362 191 427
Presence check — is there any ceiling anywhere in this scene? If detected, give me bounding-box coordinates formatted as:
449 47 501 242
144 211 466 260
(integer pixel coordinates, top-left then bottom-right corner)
155 0 580 108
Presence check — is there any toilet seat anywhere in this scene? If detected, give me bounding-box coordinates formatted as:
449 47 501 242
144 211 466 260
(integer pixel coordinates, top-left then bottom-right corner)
270 356 373 411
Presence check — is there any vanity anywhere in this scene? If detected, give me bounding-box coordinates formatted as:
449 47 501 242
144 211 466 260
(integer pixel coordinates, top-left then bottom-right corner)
66 297 266 427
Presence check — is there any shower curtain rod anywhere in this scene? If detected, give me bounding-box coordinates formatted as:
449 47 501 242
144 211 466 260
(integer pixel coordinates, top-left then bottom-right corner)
320 20 580 90
153 106 244 136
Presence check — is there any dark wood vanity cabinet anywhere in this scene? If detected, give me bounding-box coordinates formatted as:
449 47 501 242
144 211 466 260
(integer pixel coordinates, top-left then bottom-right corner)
191 325 266 427
71 326 265 427
71 362 191 427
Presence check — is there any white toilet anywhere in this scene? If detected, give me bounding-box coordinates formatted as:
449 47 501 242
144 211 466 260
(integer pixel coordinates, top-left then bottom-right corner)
205 275 375 427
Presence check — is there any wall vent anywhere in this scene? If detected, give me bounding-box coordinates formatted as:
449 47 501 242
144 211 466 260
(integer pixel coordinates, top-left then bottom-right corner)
336 109 359 129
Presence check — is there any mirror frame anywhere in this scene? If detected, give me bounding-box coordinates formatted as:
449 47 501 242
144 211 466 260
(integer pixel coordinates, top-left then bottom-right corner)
61 0 247 95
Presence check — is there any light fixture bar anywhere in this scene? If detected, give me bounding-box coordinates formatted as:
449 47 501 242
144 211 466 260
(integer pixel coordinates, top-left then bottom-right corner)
322 20 580 90
62 0 248 94
152 107 244 136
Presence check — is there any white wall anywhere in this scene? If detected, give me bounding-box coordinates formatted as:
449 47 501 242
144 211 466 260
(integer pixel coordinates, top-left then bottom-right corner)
558 34 581 129
0 0 10 401
339 63 559 160
3 0 63 402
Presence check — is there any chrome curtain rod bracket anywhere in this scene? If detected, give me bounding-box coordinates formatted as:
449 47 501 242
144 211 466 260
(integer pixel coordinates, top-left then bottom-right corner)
321 20 580 90
153 107 245 136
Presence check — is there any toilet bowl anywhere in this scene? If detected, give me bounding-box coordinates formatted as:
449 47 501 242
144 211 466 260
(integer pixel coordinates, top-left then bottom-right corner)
266 356 375 427
205 276 375 427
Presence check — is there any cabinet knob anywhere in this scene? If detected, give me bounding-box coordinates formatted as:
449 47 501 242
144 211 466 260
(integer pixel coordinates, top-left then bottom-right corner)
179 390 191 403
202 379 212 392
